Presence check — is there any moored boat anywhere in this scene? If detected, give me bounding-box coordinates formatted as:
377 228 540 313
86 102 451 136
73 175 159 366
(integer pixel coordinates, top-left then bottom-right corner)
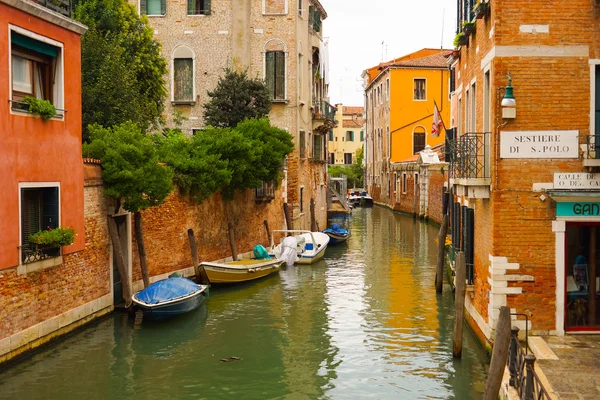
269 230 329 265
132 277 209 319
199 258 283 284
322 223 351 245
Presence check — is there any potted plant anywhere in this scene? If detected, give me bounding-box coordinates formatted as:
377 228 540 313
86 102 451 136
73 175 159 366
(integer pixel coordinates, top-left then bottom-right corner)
29 226 76 252
474 1 489 19
22 96 57 120
462 21 476 36
453 32 468 48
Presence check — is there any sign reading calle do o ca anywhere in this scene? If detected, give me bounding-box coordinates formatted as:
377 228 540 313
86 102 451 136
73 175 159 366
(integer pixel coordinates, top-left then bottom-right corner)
500 130 578 159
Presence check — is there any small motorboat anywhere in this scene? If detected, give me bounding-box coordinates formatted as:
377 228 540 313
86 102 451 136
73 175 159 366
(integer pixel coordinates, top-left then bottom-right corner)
322 223 351 245
269 230 329 265
132 276 209 319
348 188 374 207
199 258 283 284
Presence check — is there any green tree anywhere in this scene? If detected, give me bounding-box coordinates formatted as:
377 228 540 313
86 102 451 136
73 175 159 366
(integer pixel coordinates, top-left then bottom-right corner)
203 69 271 128
83 122 174 300
328 146 364 188
75 0 167 141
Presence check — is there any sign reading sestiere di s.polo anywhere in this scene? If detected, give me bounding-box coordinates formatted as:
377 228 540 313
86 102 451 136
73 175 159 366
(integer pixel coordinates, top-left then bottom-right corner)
500 130 578 159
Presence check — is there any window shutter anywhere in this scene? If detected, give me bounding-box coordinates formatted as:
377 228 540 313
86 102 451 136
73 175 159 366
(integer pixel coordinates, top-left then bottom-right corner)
265 52 275 99
187 0 194 15
21 189 42 249
275 51 285 99
161 0 166 15
204 0 211 15
140 0 147 15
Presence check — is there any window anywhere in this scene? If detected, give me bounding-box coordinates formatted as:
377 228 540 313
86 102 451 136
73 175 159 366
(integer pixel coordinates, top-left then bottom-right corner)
187 0 211 15
470 82 476 132
346 131 354 142
265 51 286 100
413 127 426 154
360 130 364 141
449 67 456 94
300 187 304 213
312 134 324 161
20 186 60 263
10 30 62 113
386 78 390 101
172 46 195 103
299 130 306 158
328 152 334 164
402 173 407 194
414 173 419 194
141 0 166 15
414 78 426 100
465 89 470 132
298 0 302 16
344 153 352 164
457 97 463 135
329 130 333 141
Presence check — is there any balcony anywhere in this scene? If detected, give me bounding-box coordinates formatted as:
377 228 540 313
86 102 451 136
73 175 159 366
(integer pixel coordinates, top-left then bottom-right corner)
33 0 72 18
583 135 600 167
312 100 336 134
255 181 275 203
447 132 491 198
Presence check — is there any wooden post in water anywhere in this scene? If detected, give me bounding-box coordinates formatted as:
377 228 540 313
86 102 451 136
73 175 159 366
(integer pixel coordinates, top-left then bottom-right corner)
452 251 466 357
483 306 512 400
264 220 272 247
435 214 449 293
188 228 210 285
134 211 150 288
107 216 132 306
283 203 293 232
228 222 238 261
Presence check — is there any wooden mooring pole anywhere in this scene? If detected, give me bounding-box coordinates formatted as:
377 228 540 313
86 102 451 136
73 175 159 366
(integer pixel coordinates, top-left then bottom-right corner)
187 228 209 285
483 306 512 400
283 203 293 232
435 213 449 293
264 220 272 247
228 222 238 261
452 251 466 358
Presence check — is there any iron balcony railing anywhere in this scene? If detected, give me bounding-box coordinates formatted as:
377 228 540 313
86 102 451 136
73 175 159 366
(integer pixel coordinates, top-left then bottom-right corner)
585 134 600 159
33 0 72 18
508 326 551 400
312 100 336 122
446 132 491 180
255 181 275 203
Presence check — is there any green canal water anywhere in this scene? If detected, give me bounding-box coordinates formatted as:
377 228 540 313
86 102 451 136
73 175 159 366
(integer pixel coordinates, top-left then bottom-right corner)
0 207 488 399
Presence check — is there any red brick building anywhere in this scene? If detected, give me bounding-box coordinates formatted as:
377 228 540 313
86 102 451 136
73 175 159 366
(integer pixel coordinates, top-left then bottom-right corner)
449 0 600 344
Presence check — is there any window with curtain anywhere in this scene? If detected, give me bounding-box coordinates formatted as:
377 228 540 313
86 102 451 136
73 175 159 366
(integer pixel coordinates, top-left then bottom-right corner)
141 0 165 15
173 58 194 102
188 0 211 15
414 78 426 100
265 51 286 100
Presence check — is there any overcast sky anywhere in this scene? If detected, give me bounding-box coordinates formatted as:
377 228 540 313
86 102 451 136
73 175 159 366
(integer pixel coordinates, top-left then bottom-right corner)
322 0 457 107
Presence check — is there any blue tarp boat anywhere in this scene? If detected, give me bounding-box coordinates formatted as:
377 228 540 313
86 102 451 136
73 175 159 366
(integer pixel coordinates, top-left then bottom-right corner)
322 224 351 245
131 277 209 319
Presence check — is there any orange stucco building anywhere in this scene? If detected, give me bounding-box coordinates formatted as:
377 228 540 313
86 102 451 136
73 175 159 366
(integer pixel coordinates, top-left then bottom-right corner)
363 48 451 204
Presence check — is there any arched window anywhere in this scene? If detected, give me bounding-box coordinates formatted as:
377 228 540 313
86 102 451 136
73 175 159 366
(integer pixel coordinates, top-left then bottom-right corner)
172 45 195 103
413 126 426 154
264 40 286 101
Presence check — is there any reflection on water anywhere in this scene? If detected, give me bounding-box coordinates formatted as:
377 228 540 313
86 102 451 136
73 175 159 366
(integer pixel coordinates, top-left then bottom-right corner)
0 207 487 399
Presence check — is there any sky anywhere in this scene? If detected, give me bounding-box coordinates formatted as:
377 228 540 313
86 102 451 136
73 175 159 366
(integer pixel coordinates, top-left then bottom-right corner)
321 0 457 107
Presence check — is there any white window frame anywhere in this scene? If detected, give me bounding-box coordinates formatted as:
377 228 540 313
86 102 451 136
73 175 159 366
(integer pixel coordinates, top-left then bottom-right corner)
413 77 427 101
262 0 288 15
8 25 65 119
141 0 165 16
171 45 196 104
470 79 477 132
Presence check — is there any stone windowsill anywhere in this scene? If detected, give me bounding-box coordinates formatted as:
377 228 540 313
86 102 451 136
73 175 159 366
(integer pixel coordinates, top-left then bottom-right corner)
171 101 196 106
271 99 289 104
17 255 63 276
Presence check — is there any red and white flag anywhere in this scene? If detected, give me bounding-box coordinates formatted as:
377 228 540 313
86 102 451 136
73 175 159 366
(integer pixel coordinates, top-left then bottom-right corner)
432 102 443 138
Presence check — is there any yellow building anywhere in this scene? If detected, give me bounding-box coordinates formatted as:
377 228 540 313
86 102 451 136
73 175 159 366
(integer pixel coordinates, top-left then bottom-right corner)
328 105 364 165
362 48 451 202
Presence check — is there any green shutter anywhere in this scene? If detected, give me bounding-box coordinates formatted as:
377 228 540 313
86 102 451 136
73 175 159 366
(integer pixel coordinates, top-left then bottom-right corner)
187 0 194 15
161 0 166 15
275 51 285 100
265 52 275 99
11 32 58 57
140 0 147 15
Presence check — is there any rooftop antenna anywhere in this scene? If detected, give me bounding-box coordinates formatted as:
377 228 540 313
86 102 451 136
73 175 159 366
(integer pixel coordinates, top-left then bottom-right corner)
440 8 445 49
381 41 384 61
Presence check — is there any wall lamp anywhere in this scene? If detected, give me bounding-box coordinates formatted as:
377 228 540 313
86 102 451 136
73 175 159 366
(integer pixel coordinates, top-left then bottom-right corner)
501 72 516 119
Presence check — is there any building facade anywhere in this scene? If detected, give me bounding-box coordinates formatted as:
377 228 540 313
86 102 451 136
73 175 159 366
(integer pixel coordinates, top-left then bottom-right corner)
449 0 600 344
328 105 364 165
363 48 451 205
131 0 335 230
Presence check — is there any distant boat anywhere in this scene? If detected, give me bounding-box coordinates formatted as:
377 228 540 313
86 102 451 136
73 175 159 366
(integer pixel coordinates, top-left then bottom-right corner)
348 188 374 207
322 223 351 245
132 277 209 319
269 230 330 265
199 258 283 284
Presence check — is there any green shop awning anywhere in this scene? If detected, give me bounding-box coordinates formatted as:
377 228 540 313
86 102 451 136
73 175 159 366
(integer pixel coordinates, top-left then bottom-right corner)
11 31 59 58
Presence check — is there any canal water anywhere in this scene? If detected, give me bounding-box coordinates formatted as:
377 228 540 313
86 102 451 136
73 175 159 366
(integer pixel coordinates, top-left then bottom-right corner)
0 207 488 399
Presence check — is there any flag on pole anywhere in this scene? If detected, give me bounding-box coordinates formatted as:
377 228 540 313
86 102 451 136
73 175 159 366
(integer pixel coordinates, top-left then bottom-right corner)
432 102 443 138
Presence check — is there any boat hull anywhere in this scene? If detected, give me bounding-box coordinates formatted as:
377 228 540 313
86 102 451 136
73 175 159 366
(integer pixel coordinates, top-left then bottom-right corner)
133 286 209 320
201 259 283 283
296 243 327 264
325 231 350 245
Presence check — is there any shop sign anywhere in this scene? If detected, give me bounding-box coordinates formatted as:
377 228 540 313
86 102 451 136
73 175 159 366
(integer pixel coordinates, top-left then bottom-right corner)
554 173 600 189
500 130 578 159
557 202 600 217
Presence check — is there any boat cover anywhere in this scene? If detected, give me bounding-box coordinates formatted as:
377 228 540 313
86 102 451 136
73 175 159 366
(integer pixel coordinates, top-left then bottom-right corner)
323 224 348 235
135 277 201 305
280 236 298 267
253 244 271 260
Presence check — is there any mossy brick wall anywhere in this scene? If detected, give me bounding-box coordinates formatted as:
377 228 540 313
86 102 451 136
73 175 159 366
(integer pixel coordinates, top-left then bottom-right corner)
0 179 110 340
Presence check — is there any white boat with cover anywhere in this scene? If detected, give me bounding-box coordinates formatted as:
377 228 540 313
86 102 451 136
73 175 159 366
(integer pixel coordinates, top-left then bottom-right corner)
269 230 329 265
